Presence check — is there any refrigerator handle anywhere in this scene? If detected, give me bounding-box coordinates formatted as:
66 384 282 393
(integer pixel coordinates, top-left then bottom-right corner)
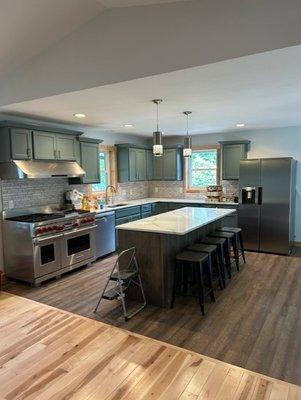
258 187 263 205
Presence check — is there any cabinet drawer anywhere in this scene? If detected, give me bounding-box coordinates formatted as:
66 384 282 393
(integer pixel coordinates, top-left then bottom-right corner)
141 203 152 213
115 206 141 219
142 211 152 219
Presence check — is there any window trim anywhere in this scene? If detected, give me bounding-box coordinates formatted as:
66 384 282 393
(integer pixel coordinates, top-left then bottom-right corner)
184 145 220 193
92 145 117 194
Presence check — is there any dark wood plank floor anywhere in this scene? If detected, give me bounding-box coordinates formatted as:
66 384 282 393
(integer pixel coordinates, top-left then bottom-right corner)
4 251 301 386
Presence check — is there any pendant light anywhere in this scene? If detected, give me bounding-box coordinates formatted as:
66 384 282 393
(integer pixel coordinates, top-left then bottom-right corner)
152 99 163 157
183 111 192 157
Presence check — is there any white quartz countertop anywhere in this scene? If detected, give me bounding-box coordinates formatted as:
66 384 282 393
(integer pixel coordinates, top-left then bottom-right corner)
96 197 238 214
116 207 236 235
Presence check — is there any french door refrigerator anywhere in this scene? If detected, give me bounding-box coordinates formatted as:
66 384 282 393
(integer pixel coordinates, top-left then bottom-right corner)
238 158 296 255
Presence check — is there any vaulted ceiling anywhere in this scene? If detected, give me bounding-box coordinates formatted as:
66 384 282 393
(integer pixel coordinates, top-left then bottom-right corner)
0 0 185 76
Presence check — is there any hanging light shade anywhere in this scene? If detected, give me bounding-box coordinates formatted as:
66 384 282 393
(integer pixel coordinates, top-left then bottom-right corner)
152 99 163 156
183 111 192 157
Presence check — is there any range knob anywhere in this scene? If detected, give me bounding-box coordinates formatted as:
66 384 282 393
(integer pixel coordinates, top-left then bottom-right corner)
36 228 42 235
41 227 47 234
73 221 80 227
47 226 53 232
58 225 65 231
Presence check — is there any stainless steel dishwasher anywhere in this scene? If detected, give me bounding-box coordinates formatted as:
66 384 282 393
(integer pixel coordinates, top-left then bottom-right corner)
95 211 116 259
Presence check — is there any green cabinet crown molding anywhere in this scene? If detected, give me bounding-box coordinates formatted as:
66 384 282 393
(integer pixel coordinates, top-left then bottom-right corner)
0 120 83 136
219 140 250 180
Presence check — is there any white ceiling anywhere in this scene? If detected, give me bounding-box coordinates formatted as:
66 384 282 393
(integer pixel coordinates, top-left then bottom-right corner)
0 0 185 77
2 46 301 136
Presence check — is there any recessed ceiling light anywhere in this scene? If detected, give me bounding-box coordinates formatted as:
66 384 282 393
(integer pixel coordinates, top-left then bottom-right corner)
124 124 133 128
236 123 245 128
73 113 86 118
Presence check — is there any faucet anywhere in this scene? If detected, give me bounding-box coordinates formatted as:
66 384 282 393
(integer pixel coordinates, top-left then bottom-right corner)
105 185 117 205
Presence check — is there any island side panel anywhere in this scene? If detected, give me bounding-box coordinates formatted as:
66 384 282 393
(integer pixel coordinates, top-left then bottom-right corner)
117 219 222 308
117 229 166 307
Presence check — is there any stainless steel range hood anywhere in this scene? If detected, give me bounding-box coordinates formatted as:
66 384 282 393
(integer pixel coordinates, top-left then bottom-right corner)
0 160 85 179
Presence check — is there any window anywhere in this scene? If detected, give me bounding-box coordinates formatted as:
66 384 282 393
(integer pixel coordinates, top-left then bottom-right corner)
92 151 110 191
188 148 219 190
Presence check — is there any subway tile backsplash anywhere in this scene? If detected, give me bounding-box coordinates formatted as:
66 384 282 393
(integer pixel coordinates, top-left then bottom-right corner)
0 178 238 211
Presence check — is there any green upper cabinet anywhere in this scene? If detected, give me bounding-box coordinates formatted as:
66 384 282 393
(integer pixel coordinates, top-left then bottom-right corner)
10 128 32 160
33 131 57 160
117 145 183 182
117 145 147 182
33 131 77 161
56 134 76 160
136 149 147 181
152 155 163 180
153 146 183 181
146 149 153 180
219 140 250 180
80 141 100 183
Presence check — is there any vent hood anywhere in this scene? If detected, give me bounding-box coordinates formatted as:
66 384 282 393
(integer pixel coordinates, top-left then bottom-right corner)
0 160 85 179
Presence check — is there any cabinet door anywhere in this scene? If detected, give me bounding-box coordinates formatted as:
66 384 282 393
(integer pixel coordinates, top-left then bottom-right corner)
146 149 153 180
153 155 163 180
33 131 57 160
129 148 137 181
56 135 76 160
81 142 100 183
163 149 177 180
136 149 146 181
10 128 32 160
222 144 246 180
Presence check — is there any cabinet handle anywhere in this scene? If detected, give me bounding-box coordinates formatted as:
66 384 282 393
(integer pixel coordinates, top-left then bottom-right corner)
54 149 57 159
58 150 61 159
27 148 31 159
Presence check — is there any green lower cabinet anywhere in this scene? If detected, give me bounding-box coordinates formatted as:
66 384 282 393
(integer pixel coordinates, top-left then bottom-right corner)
80 142 100 183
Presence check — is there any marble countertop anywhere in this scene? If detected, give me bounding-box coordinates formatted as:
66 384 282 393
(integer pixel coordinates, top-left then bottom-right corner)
96 197 238 214
116 206 236 235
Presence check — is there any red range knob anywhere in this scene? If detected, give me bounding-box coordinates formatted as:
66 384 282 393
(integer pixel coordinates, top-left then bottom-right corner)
36 228 42 235
41 227 47 233
47 226 53 232
73 222 79 227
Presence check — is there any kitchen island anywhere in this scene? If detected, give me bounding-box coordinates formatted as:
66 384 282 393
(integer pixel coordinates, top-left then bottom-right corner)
117 207 235 307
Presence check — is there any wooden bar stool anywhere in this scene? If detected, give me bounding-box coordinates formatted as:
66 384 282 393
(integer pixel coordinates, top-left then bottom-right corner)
217 227 246 264
172 251 215 316
186 243 225 289
200 236 231 281
209 231 240 271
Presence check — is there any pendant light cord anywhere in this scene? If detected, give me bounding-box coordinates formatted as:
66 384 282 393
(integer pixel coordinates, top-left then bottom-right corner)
157 102 159 132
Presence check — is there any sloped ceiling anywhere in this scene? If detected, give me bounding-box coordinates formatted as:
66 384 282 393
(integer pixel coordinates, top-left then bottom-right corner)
0 0 184 77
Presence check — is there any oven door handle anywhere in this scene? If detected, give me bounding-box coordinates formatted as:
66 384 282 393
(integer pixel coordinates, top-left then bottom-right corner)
33 233 63 245
63 225 97 237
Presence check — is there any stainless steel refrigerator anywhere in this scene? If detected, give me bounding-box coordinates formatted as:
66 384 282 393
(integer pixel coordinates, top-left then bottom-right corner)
238 158 296 255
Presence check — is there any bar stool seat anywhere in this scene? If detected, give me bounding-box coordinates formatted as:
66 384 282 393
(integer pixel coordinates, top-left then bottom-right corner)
200 236 231 280
217 227 246 264
187 243 225 289
176 250 209 263
172 251 215 315
209 231 240 271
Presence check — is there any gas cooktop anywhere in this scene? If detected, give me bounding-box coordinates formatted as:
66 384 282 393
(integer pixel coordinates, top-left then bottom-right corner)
6 210 90 223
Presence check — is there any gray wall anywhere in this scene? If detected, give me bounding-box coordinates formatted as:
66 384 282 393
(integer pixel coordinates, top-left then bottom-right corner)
165 126 301 241
1 0 301 106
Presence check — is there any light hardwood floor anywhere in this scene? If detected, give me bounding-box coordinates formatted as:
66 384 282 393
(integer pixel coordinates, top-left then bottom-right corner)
4 251 301 387
0 292 300 400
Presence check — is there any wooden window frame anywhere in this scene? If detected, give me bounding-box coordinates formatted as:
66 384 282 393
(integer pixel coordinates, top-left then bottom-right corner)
184 145 221 193
92 145 117 194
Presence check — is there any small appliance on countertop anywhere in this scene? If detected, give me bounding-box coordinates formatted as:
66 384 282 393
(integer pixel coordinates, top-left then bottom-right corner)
3 205 97 286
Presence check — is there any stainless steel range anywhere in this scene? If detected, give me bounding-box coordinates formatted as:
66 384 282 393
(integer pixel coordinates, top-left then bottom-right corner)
3 206 96 286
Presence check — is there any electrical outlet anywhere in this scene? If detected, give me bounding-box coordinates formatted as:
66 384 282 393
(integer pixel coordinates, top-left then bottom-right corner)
155 187 158 193
130 189 133 195
179 187 183 194
122 190 126 196
8 200 14 209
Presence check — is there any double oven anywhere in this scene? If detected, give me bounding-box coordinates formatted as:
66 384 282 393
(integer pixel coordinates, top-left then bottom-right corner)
33 225 96 278
3 207 96 286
